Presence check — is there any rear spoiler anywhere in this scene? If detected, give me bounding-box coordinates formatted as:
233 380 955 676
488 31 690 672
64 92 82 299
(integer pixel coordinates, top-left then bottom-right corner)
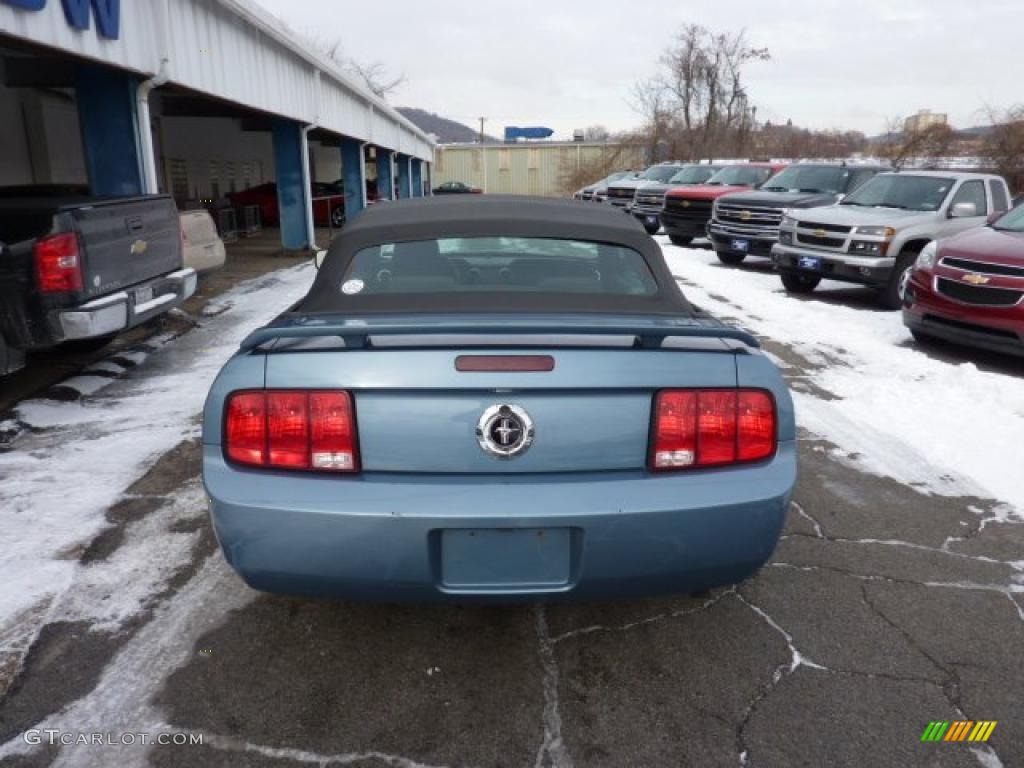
239 314 760 354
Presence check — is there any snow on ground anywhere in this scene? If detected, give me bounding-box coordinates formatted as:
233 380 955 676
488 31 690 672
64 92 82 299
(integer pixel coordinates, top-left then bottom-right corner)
661 238 1024 516
0 263 314 654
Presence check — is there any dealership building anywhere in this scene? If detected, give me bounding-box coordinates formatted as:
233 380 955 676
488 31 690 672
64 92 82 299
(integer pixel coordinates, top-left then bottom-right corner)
0 0 435 249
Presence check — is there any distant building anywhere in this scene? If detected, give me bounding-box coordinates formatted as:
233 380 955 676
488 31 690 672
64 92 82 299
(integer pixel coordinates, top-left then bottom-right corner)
432 141 646 196
904 110 948 134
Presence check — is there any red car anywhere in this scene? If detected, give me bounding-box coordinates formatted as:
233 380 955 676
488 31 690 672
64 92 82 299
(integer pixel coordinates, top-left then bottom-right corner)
227 182 346 228
903 204 1024 357
660 163 787 246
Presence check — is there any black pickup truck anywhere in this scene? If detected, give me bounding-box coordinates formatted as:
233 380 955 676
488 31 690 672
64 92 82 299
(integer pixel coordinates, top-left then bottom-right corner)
0 190 196 376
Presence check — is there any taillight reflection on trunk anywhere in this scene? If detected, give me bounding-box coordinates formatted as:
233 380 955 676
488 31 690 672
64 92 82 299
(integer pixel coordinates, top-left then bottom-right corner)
35 233 83 293
225 390 359 472
651 389 776 471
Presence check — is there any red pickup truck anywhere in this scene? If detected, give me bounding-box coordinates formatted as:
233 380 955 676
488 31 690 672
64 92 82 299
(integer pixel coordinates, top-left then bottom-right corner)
903 204 1024 357
660 163 787 246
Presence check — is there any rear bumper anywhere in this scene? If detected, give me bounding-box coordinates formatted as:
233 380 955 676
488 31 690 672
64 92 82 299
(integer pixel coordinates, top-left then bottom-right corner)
772 243 895 286
55 268 197 341
203 441 797 602
903 271 1024 357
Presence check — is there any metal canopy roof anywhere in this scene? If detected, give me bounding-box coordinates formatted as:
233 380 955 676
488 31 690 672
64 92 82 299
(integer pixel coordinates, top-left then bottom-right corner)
0 0 434 160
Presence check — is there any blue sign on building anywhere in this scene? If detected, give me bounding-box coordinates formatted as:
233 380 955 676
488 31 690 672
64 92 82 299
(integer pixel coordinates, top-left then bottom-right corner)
1 0 120 40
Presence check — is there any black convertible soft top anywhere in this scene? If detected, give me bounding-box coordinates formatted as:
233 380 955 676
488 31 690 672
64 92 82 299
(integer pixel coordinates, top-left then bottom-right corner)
297 195 695 316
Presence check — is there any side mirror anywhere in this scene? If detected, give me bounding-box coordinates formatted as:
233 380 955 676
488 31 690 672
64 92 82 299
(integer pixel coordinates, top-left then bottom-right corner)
313 249 327 270
986 210 1004 226
949 202 978 219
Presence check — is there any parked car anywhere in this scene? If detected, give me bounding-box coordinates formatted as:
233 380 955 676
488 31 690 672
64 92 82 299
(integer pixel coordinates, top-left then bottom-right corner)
773 171 1012 308
631 164 724 234
202 195 796 602
180 210 226 273
433 181 482 195
574 171 635 201
604 163 688 211
707 163 889 266
592 171 643 203
661 163 786 246
227 182 346 228
902 203 1024 356
0 190 196 376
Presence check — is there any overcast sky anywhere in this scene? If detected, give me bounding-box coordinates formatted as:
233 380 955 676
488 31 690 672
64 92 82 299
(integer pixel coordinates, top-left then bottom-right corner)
253 0 1020 140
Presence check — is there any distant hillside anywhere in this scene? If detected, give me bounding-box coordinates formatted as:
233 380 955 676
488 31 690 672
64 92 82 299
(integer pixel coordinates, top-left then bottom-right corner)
397 108 498 144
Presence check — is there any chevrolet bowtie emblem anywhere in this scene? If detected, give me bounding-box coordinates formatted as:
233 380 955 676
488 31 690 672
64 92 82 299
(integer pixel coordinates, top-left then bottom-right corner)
814 229 827 238
740 210 752 221
682 200 690 207
962 273 990 285
130 239 148 255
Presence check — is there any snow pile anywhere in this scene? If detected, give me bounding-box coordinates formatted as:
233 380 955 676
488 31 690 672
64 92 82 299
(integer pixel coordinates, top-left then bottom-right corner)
662 239 1024 514
0 263 313 647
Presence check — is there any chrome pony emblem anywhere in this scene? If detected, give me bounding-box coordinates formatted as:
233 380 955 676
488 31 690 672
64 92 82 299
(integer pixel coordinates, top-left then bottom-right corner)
476 404 534 458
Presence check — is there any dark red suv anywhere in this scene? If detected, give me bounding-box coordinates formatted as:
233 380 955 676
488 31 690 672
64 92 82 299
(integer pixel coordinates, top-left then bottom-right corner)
902 204 1024 357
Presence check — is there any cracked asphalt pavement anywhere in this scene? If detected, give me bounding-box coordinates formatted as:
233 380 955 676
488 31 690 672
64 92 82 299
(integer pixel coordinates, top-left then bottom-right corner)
1 260 1022 768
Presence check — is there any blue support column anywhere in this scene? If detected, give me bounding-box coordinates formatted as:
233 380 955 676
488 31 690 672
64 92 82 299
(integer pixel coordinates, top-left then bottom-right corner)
340 138 365 218
411 159 423 198
376 150 394 200
423 161 432 196
396 153 411 199
271 119 309 250
75 65 143 196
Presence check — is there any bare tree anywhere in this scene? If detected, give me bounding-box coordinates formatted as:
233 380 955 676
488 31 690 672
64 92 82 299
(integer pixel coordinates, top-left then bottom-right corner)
875 117 956 167
585 124 611 142
311 37 407 99
981 105 1024 194
636 25 770 161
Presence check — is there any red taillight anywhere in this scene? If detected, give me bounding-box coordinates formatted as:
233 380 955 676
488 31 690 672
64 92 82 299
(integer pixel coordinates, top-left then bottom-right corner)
651 389 776 471
35 233 83 293
224 390 359 472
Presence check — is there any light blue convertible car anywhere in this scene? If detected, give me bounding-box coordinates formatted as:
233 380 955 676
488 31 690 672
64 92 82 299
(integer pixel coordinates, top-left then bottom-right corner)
202 196 796 601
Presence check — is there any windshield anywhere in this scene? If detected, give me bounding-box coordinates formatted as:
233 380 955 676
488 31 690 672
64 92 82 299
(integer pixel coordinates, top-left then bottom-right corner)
343 237 658 297
669 166 719 184
760 166 850 194
706 166 775 187
993 204 1024 232
841 175 954 211
642 166 683 182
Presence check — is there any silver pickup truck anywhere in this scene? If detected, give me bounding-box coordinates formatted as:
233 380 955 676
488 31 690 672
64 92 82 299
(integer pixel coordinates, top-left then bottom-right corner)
772 171 1013 308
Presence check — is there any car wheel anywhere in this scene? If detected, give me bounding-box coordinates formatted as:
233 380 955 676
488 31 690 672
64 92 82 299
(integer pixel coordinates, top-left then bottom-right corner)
780 272 821 294
330 206 345 228
643 222 660 235
879 253 916 310
717 251 747 266
669 235 693 246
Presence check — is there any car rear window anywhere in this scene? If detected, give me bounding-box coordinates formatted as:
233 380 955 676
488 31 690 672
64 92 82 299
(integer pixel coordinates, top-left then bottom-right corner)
341 237 658 297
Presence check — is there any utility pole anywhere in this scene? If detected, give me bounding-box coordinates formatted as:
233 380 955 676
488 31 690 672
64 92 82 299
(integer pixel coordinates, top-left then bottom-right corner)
478 117 487 194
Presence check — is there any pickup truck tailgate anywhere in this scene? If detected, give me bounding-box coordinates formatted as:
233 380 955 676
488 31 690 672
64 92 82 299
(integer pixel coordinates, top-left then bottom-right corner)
70 196 181 299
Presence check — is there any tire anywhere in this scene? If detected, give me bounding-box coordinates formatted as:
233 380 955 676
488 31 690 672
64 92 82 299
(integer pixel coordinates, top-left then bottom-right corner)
61 334 117 354
643 221 660 235
780 272 821 294
716 251 747 266
878 253 916 310
330 206 345 228
669 235 693 247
